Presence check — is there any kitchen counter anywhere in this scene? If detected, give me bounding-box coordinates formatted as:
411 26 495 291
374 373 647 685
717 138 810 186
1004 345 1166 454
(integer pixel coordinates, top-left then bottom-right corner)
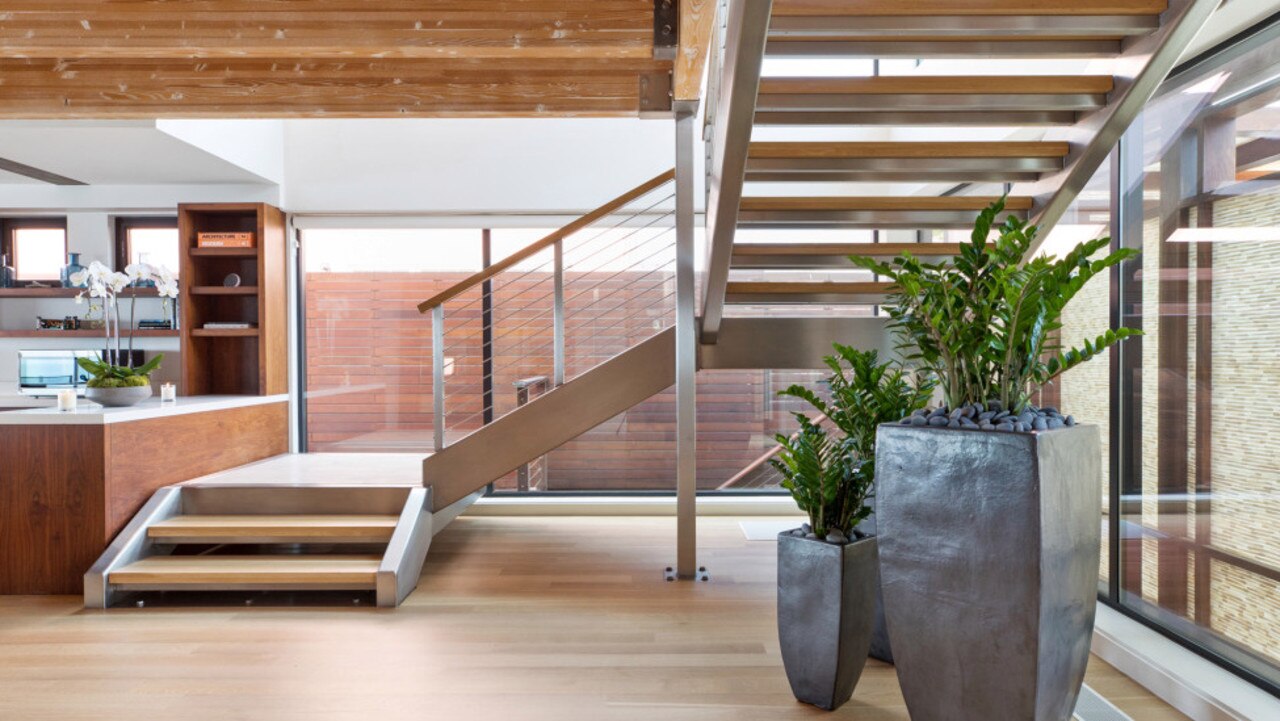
0 394 288 425
0 394 290 594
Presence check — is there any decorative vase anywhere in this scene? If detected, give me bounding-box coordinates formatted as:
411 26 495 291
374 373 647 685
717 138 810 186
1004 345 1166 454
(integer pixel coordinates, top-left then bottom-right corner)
854 512 892 663
61 252 86 288
85 384 153 408
0 254 13 288
777 532 877 711
875 424 1101 721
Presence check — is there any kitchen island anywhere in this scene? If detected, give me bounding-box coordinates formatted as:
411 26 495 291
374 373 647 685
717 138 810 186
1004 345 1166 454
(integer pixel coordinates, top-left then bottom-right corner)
0 395 289 594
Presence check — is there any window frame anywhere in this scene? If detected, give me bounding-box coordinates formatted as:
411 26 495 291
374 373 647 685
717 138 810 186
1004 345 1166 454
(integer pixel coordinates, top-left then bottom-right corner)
113 216 180 276
0 217 69 283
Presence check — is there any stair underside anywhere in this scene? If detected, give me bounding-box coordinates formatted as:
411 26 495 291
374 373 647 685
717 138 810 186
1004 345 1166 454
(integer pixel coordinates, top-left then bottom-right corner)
764 0 1167 56
109 555 382 590
737 196 1031 229
746 142 1066 182
732 242 962 268
146 515 399 544
725 281 894 305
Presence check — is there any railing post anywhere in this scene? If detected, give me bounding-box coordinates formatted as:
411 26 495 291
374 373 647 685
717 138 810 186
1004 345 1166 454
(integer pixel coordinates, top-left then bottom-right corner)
553 238 566 386
432 305 445 452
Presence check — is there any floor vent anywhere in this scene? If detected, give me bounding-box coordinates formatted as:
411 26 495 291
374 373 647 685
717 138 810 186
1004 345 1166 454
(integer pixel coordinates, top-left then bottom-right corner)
1074 684 1134 721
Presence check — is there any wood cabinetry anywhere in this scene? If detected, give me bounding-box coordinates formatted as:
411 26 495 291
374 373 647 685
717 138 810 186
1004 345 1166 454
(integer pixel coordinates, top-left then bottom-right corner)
178 203 288 396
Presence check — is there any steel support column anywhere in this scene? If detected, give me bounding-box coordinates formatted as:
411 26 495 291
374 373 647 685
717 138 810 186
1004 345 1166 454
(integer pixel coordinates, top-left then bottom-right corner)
674 102 702 581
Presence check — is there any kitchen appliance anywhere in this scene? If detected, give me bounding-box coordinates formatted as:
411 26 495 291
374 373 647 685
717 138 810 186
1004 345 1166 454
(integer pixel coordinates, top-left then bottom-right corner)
17 349 144 397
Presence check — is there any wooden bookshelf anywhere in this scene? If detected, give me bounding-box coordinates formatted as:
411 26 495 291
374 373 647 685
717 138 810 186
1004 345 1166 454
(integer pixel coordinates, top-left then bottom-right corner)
178 203 287 396
0 329 178 338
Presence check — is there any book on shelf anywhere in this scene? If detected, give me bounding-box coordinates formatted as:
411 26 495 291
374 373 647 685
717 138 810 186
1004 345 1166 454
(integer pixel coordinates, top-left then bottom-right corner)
197 231 255 248
201 322 257 330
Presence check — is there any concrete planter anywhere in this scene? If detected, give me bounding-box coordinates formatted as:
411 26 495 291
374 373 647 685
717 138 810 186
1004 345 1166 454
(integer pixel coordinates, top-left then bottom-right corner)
85 384 152 407
875 424 1101 721
777 532 877 711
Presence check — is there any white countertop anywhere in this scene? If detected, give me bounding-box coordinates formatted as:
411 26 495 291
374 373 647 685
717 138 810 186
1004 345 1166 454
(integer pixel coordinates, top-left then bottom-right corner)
0 394 289 425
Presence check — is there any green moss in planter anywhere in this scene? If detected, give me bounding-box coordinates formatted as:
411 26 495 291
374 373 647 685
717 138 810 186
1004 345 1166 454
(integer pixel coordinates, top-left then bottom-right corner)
87 375 150 388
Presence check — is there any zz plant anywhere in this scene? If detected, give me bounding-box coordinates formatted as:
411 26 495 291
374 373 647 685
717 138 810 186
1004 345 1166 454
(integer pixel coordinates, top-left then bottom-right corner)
771 347 934 538
849 198 1140 414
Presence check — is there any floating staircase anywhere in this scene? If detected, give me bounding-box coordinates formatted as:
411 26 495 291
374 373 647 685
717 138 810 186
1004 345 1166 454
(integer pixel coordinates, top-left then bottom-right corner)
85 483 476 608
699 0 1219 337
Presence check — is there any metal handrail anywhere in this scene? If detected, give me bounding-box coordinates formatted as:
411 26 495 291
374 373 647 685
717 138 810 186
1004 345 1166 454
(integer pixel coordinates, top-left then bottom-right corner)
418 169 675 313
430 171 679 452
716 412 829 491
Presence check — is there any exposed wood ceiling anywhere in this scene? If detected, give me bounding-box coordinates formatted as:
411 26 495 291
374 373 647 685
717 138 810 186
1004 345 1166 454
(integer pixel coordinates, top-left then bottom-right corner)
0 1 685 118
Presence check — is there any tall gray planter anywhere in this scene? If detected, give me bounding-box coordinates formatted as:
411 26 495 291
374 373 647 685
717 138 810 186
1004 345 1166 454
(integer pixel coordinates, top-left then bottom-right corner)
855 512 892 663
777 533 877 711
875 424 1101 721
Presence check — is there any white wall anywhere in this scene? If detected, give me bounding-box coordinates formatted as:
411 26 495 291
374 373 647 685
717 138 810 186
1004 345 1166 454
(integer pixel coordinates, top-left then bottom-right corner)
282 118 685 214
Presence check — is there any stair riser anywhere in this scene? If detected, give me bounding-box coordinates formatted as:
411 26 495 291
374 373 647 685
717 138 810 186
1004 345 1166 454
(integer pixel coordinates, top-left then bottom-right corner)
107 581 376 591
727 292 887 305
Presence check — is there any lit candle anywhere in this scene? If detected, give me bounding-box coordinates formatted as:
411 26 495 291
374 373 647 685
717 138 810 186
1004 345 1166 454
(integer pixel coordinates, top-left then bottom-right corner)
57 389 77 412
161 383 176 402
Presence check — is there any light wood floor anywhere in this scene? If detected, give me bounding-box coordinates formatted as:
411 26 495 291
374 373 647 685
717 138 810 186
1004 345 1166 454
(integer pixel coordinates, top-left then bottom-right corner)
0 516 1188 721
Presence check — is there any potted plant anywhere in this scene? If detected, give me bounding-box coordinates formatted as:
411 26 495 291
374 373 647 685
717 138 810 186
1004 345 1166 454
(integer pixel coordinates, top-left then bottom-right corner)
72 261 179 407
778 345 933 664
848 199 1139 721
772 347 933 710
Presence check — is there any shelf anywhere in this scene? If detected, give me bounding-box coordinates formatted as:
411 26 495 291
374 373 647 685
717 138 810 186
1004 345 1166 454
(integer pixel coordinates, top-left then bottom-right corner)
190 327 259 337
0 287 162 298
0 329 178 338
189 247 258 258
188 281 258 293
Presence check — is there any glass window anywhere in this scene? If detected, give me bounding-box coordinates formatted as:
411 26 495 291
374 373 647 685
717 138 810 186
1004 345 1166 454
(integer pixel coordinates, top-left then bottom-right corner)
1113 25 1280 690
121 223 180 277
4 221 67 282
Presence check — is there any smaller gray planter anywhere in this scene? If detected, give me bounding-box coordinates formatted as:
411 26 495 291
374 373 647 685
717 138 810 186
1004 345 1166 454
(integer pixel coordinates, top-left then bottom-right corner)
778 532 877 711
85 384 152 407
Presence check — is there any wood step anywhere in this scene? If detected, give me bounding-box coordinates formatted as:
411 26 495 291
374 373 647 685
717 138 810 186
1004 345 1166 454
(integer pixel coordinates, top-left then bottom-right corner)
771 0 1168 17
737 196 1032 230
749 142 1070 159
740 196 1033 211
725 281 895 305
147 515 399 544
732 242 962 268
758 76 1114 96
755 76 1110 124
108 555 382 590
766 37 1125 59
746 142 1066 183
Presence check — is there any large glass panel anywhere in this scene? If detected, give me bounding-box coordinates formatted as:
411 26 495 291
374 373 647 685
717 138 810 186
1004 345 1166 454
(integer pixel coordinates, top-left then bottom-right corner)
1118 28 1280 688
301 228 483 452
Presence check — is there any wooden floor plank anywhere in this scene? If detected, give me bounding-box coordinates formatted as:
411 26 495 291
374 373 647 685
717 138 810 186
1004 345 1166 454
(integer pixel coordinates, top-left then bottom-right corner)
0 517 1189 721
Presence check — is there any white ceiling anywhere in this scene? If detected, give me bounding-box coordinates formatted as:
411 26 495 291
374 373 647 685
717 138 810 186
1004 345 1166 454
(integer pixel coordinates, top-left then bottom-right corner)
0 120 277 186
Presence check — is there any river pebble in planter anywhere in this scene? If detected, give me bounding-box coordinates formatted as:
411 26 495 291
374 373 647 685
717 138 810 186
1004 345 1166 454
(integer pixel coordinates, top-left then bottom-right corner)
899 401 1076 434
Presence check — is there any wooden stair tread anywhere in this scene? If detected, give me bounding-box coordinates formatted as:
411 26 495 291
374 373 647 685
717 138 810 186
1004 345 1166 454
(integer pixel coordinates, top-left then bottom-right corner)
758 76 1113 95
771 0 1167 16
147 515 399 541
739 196 1033 211
109 555 382 586
734 242 963 257
749 142 1069 159
726 281 895 294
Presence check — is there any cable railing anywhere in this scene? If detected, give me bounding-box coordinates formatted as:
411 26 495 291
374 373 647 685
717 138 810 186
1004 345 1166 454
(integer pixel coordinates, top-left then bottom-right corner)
420 169 678 451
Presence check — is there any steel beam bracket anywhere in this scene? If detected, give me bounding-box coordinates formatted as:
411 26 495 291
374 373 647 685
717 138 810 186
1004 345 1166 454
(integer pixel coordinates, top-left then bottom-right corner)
653 0 678 60
665 565 710 582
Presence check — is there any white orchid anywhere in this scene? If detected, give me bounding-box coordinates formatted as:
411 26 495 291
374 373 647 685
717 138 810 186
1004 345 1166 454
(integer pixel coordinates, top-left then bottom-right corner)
73 259 179 372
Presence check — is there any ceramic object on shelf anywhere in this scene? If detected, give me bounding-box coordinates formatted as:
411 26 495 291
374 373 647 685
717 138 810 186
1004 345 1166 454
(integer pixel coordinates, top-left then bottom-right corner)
85 384 153 408
0 254 14 288
61 252 86 288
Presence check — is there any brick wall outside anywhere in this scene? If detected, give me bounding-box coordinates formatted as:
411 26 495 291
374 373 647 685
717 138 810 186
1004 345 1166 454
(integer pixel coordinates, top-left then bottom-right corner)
304 269 819 492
